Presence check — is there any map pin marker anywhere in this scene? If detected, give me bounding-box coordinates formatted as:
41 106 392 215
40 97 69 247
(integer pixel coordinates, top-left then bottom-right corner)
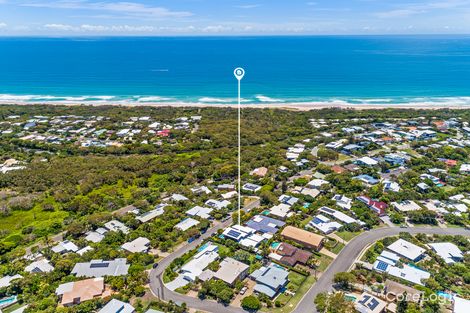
234 67 245 81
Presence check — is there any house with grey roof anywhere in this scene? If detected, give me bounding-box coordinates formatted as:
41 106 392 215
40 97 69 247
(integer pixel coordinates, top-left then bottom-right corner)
121 237 150 253
250 263 289 298
71 258 129 277
98 299 135 313
213 257 249 286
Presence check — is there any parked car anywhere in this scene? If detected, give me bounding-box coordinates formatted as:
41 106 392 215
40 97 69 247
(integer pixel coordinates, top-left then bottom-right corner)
240 286 248 295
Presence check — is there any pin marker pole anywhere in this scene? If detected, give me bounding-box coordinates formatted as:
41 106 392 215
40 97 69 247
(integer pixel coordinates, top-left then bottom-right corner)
234 68 245 226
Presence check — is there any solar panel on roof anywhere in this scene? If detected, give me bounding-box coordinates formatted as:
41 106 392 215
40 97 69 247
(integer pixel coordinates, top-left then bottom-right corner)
227 230 241 238
375 261 389 272
90 262 109 268
321 207 335 214
368 298 379 310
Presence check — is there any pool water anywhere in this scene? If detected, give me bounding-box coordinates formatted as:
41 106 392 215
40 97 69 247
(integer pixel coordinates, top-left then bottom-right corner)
0 295 17 308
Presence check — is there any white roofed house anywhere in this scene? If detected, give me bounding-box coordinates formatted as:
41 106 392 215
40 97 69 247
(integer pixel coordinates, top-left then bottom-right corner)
268 203 292 220
242 183 262 193
0 274 23 288
307 179 329 189
25 259 54 273
387 239 426 262
308 214 342 234
51 240 79 254
212 257 249 286
279 194 299 206
174 218 200 232
186 206 213 219
428 242 464 264
104 220 130 234
459 163 470 174
136 204 167 223
180 243 219 282
121 237 151 253
383 180 400 193
205 199 231 210
391 200 421 212
85 231 105 243
71 259 129 277
98 299 135 313
191 186 212 195
222 224 266 249
332 194 352 210
356 156 379 167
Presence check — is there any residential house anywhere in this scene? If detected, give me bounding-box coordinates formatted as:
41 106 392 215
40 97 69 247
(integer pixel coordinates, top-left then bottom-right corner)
190 186 212 195
384 280 423 304
280 226 325 251
384 153 409 166
245 215 285 235
332 194 352 210
307 179 329 189
121 237 150 253
356 196 388 216
250 264 289 298
428 242 464 264
213 257 249 286
318 206 365 226
85 231 105 243
71 259 129 277
279 194 299 206
104 220 130 234
308 214 342 234
269 242 312 267
52 240 79 254
356 157 379 167
186 206 213 219
25 259 54 273
205 199 231 210
251 167 268 177
98 299 135 313
136 204 167 223
387 239 426 262
0 274 22 288
383 180 400 192
353 175 379 185
180 243 219 282
242 183 262 193
355 292 386 313
391 200 421 212
453 297 470 313
55 277 108 306
222 225 266 249
268 203 292 220
174 218 200 231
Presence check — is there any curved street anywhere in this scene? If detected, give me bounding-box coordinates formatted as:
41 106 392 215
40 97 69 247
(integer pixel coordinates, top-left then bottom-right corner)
149 226 470 313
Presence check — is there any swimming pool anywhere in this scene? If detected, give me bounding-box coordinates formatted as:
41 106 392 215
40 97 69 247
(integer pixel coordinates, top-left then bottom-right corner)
0 295 18 308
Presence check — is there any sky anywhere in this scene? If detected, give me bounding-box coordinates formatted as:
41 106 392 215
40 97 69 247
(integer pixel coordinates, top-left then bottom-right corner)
2 0 470 35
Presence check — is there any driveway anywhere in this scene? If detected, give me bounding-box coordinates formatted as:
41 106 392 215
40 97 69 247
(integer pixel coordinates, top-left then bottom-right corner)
149 219 469 313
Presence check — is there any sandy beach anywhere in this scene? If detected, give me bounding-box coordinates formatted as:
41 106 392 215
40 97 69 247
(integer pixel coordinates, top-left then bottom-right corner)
1 100 469 111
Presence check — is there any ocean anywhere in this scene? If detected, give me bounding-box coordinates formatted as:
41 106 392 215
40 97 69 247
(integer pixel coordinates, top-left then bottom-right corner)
1 35 470 106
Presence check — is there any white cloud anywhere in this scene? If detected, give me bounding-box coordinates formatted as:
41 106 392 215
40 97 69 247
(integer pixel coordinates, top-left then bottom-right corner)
44 23 75 30
235 4 261 9
375 0 470 18
0 22 7 29
375 9 422 18
42 23 162 32
23 1 193 19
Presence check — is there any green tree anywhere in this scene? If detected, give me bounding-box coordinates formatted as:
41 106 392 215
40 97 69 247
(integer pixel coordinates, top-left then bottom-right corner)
241 295 261 311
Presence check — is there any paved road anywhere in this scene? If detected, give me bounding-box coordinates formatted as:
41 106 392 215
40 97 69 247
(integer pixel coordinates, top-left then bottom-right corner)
149 220 469 313
149 199 260 313
292 226 470 313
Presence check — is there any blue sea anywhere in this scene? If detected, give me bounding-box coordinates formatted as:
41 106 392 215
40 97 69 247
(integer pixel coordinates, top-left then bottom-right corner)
1 35 470 106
